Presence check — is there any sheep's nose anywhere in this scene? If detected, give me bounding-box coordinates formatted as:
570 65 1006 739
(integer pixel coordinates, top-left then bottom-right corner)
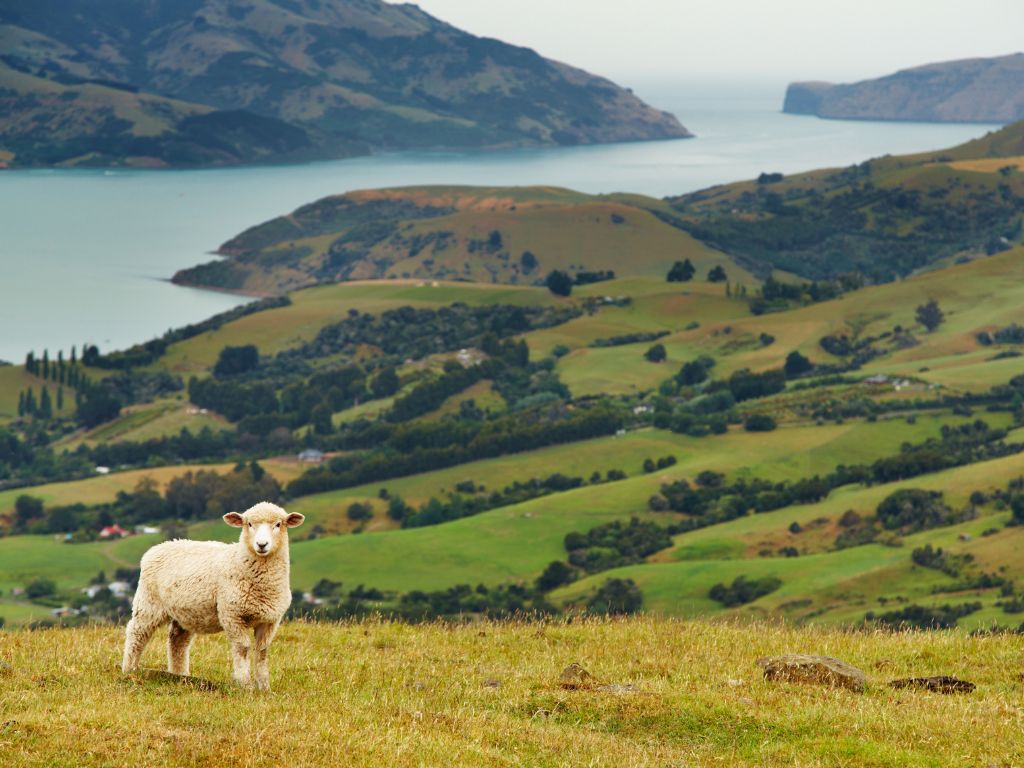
256 541 269 551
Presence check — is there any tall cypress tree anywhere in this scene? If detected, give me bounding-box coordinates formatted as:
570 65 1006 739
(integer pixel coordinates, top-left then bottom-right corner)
17 391 25 417
42 350 49 380
70 345 77 366
39 387 52 420
25 388 36 415
57 386 64 412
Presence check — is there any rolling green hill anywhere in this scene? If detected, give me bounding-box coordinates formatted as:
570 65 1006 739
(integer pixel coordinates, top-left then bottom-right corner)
668 120 1024 281
172 186 742 294
4 124 1024 637
0 0 688 168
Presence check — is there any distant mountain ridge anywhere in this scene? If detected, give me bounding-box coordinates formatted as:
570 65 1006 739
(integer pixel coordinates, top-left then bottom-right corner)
784 53 1024 124
0 0 690 168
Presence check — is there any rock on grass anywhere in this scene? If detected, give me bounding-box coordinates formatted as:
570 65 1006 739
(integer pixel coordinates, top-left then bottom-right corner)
757 654 867 692
889 676 976 694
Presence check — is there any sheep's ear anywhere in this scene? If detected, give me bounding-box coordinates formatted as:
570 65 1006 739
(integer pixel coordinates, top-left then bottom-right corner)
223 512 245 528
285 512 305 528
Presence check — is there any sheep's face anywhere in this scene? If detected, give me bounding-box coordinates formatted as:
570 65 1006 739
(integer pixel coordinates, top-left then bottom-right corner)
224 502 304 558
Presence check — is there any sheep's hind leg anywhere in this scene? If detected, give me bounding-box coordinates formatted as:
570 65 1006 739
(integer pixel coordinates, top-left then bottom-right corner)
167 620 194 676
122 609 166 673
253 622 279 692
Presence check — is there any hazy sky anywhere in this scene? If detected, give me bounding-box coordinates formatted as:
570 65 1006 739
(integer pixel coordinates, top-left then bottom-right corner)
397 0 1023 86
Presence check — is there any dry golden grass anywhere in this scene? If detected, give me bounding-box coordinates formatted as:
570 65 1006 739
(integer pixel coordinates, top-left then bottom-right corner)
942 156 1024 173
1 619 1022 767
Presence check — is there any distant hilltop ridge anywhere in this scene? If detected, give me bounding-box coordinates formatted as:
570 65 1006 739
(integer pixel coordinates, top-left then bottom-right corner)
0 0 690 169
784 53 1024 124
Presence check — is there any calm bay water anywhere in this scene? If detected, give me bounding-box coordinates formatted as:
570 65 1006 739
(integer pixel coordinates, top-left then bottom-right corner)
0 82 1001 363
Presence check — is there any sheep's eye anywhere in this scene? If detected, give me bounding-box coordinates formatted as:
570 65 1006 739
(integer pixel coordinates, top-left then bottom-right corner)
247 523 252 528
275 523 281 528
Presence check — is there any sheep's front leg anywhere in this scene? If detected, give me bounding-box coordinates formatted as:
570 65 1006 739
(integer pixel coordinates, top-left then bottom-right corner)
253 622 279 692
223 621 253 688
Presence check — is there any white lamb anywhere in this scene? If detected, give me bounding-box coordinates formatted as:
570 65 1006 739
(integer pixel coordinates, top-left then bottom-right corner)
121 501 304 690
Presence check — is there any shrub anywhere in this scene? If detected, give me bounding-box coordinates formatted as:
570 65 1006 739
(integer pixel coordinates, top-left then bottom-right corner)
545 270 573 297
708 575 782 607
744 414 777 432
784 351 813 377
666 259 695 283
213 345 259 377
25 578 57 599
587 578 643 615
535 561 576 592
645 343 667 363
875 489 952 532
868 602 981 630
346 502 373 522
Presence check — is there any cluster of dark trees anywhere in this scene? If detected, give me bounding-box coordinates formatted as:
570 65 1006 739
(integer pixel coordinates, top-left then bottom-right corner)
672 163 1024 282
574 270 616 285
185 303 574 433
24 348 85 387
563 517 673 574
654 361 790 436
648 420 1017 529
834 487 969 549
654 471 831 520
10 463 280 537
388 337 528 424
666 259 695 282
866 602 982 630
911 544 972 577
748 274 860 315
866 421 1021 484
288 303 578 366
708 575 782 607
286 571 645 622
585 578 643 615
590 330 669 349
545 270 574 296
17 386 63 420
287 404 625 497
977 323 1024 346
642 455 677 473
393 471 595 529
876 489 954 532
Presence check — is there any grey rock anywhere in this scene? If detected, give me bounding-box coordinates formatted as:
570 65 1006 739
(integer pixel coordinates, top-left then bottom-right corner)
757 654 867 692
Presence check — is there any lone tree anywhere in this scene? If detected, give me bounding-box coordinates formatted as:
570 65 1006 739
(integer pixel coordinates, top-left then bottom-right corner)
645 343 667 363
666 259 695 282
545 270 573 297
784 350 813 377
371 367 400 398
916 299 944 332
676 359 709 386
214 344 259 377
707 265 728 283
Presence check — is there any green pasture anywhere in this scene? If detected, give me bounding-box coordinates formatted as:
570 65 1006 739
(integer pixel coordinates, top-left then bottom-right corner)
157 280 555 374
0 459 305 519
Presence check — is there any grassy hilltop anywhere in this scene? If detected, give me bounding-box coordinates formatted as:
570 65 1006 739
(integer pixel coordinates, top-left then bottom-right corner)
1 619 1022 767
